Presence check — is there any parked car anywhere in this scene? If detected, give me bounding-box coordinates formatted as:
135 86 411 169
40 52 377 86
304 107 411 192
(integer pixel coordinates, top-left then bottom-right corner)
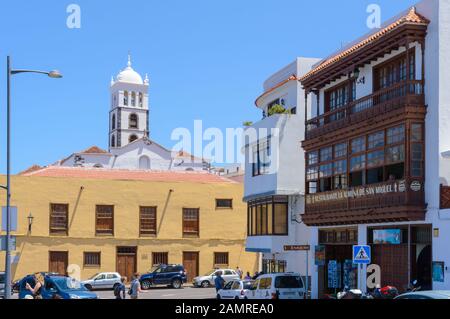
0 272 5 299
245 273 306 300
395 290 450 300
18 274 98 299
193 269 241 288
140 264 187 290
217 280 254 299
81 272 122 291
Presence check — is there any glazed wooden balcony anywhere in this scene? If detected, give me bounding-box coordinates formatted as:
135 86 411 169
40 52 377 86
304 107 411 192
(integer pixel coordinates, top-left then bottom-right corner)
305 80 425 140
441 185 450 209
303 178 426 226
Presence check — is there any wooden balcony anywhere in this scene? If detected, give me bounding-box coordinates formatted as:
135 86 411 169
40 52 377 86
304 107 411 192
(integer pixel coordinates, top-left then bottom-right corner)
305 80 425 141
303 179 426 226
441 185 450 209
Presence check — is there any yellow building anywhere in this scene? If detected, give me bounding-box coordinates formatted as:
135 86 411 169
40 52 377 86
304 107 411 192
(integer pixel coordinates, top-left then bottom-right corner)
0 166 258 282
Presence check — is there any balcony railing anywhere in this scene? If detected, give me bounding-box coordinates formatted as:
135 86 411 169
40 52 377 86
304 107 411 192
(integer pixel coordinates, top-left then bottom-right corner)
306 80 424 140
305 178 425 215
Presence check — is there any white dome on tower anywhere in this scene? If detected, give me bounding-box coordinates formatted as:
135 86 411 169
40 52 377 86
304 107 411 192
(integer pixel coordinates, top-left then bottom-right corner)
115 55 144 85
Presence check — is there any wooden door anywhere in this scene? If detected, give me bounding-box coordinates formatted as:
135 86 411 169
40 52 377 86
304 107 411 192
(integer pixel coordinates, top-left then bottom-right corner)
372 244 408 291
117 247 137 283
49 251 68 275
183 252 199 283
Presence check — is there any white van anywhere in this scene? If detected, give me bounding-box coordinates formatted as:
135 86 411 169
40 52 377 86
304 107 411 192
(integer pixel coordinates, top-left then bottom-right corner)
245 273 306 300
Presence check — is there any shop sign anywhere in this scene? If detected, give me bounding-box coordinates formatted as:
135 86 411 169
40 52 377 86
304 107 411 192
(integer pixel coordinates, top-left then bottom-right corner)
284 245 310 251
373 229 402 245
315 245 326 266
306 180 407 204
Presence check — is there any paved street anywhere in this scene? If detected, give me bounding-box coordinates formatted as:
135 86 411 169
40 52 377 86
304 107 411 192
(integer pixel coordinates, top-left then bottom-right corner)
10 285 217 300
96 286 217 299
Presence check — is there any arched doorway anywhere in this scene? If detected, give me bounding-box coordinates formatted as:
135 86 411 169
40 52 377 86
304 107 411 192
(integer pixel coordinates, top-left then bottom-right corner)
416 244 432 290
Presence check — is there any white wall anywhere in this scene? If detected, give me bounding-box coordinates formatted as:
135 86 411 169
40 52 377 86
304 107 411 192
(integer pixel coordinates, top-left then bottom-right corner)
245 57 320 200
61 154 113 168
60 140 205 171
244 58 320 276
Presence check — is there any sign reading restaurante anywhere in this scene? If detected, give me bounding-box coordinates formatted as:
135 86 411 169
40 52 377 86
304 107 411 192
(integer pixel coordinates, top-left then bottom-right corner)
306 180 422 205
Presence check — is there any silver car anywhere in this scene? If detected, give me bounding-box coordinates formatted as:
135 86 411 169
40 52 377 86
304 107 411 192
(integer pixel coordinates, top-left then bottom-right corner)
81 272 122 291
193 269 240 288
0 272 5 299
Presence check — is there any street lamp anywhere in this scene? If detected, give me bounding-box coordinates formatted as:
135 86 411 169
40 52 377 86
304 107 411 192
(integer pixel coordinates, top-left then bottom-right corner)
2 56 62 299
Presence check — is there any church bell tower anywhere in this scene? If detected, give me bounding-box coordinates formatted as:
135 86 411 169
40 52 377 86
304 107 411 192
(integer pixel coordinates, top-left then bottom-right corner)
109 55 149 150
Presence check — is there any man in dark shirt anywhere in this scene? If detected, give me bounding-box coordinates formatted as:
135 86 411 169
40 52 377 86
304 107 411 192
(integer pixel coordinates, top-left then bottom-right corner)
115 277 127 299
214 271 225 293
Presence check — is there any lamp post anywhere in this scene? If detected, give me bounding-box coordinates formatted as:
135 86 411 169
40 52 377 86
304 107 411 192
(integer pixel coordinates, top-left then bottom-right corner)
2 56 62 299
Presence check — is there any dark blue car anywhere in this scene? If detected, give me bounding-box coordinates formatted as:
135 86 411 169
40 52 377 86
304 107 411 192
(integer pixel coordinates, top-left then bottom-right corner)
18 275 98 299
140 264 187 290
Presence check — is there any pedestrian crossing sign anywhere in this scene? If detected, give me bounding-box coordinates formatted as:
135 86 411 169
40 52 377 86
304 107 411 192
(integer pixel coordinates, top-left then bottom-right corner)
353 245 371 264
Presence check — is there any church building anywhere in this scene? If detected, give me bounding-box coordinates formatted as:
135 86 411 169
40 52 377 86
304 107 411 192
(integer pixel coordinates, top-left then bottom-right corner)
27 55 209 172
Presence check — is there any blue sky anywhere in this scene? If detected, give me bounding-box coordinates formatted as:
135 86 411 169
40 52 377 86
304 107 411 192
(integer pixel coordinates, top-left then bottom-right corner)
0 0 417 173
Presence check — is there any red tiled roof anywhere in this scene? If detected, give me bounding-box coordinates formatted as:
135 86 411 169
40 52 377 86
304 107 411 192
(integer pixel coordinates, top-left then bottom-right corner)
299 7 430 83
79 146 110 154
19 166 236 184
255 75 297 107
174 150 207 162
18 165 42 176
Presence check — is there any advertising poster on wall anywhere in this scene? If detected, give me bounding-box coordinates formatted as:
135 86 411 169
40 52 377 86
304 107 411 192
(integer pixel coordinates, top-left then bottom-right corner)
373 229 402 244
433 262 445 283
328 260 342 289
315 245 326 266
343 260 358 289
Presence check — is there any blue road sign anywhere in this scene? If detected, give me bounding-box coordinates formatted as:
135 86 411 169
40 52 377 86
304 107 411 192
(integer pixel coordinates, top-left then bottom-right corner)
1 206 18 232
353 245 371 264
0 235 17 251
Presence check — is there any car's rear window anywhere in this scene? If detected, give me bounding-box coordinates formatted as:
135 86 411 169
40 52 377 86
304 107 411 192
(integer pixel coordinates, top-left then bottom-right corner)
165 266 183 272
274 276 302 289
0 274 5 283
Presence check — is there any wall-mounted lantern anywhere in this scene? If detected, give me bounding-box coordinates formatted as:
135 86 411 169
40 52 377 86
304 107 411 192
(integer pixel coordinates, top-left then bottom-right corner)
27 213 34 233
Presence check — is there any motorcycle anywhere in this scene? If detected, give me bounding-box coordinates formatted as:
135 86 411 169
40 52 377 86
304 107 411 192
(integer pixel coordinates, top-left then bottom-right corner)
370 285 399 299
337 286 373 299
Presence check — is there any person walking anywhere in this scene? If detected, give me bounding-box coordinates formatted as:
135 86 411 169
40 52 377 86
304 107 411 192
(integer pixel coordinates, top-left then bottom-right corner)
236 267 243 279
214 271 225 293
129 273 143 300
244 272 252 280
114 276 127 299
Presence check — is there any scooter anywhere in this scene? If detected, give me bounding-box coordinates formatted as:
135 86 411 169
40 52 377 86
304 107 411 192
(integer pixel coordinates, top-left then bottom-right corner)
337 286 373 299
370 285 399 299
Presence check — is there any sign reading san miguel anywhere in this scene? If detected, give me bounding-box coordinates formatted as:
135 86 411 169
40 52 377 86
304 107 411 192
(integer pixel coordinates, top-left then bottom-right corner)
306 180 420 204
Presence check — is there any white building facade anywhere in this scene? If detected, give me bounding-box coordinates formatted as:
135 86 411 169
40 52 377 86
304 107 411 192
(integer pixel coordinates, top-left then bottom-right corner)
300 0 450 298
244 58 320 277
